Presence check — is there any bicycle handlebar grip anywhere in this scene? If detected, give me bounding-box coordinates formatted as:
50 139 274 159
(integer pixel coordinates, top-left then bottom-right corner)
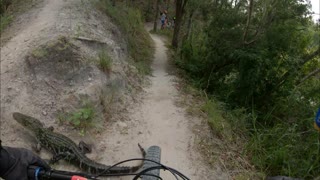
28 166 91 180
27 166 42 180
71 176 89 180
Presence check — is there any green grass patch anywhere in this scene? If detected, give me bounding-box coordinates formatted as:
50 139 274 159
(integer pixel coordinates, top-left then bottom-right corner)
202 99 233 140
98 50 112 73
96 0 154 76
0 14 13 32
58 103 96 136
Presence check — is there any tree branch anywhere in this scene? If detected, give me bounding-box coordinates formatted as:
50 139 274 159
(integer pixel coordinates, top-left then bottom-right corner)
243 0 253 43
273 47 320 91
301 47 320 66
297 68 320 85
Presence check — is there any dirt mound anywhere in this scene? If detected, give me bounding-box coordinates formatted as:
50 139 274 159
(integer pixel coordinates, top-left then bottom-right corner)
26 36 87 83
0 0 140 154
20 36 109 128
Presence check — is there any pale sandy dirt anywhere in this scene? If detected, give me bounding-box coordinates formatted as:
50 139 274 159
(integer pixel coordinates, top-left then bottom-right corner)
0 0 227 179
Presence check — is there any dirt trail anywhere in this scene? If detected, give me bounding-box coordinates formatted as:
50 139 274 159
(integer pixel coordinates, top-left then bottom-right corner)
0 1 226 179
0 0 75 123
99 34 226 180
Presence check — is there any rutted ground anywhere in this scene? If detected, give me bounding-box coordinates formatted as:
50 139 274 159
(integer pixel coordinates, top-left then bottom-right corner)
0 0 226 179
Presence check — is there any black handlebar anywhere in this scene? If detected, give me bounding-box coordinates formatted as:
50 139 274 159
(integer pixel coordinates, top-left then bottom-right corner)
27 166 98 180
26 146 190 180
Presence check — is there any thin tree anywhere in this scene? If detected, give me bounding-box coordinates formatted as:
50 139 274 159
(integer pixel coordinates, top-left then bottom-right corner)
154 0 160 31
172 0 188 48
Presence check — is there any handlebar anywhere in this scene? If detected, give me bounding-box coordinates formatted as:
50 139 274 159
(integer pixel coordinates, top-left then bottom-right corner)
27 166 98 180
27 146 189 180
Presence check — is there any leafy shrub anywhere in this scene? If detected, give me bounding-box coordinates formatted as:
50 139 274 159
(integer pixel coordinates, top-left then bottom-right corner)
59 105 95 135
67 107 94 127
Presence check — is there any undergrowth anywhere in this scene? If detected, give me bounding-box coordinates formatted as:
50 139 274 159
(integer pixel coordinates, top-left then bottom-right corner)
96 0 154 75
169 39 320 178
179 68 319 179
180 72 320 178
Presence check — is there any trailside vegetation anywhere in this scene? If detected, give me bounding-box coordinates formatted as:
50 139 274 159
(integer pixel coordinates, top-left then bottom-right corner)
146 0 319 178
0 0 13 32
0 0 40 33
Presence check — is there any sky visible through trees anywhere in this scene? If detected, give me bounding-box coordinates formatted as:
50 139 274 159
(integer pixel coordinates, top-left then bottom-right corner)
310 0 319 21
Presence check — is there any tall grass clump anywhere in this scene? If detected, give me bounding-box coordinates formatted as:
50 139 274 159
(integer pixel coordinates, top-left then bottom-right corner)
98 50 112 73
245 92 320 179
0 14 12 32
96 0 154 75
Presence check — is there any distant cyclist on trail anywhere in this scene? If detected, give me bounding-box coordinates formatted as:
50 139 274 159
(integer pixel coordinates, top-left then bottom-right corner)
160 10 167 29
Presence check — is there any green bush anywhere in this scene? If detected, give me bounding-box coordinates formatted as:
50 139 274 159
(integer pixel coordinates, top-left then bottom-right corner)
67 107 94 127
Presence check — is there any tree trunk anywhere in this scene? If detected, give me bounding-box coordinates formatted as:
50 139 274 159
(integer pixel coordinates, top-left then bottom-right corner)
172 0 188 48
185 9 195 41
243 0 253 43
153 0 160 31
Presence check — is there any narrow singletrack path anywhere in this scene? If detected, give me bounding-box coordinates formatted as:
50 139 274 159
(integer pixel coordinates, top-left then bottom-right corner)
100 33 224 180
